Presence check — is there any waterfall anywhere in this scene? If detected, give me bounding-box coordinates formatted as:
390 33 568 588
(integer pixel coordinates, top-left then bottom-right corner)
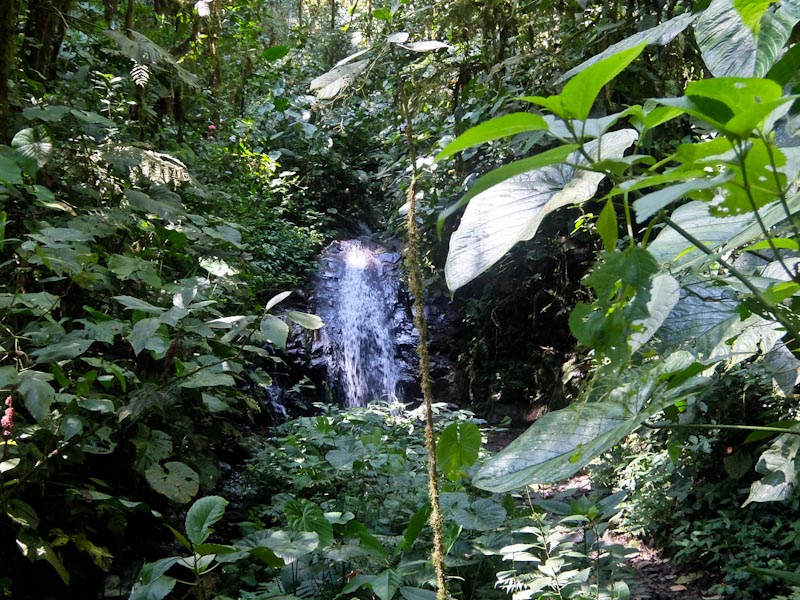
312 239 413 408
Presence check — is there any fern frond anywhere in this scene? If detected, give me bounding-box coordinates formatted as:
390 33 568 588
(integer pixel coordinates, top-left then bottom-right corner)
130 62 150 87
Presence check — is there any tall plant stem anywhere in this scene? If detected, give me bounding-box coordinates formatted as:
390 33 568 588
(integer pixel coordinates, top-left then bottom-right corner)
401 94 449 600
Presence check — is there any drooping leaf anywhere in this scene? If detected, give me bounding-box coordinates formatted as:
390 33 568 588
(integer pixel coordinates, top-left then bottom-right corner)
309 59 370 100
743 424 800 505
437 144 579 233
445 129 637 291
105 29 198 88
17 370 55 423
185 496 228 546
437 421 482 481
629 273 681 353
558 12 697 82
474 357 705 491
144 461 200 504
261 314 289 350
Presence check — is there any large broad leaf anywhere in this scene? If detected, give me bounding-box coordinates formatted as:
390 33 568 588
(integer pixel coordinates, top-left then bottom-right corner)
647 198 800 271
11 127 52 168
629 273 681 353
557 12 697 82
473 354 705 491
695 0 800 77
264 530 319 564
185 496 228 546
655 281 785 365
130 557 180 600
437 421 482 481
309 59 370 100
284 499 333 548
743 424 800 505
17 370 55 423
445 129 637 291
451 498 507 530
31 339 94 364
144 461 200 504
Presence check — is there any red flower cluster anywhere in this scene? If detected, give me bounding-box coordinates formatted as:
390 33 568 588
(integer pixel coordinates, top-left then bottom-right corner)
2 396 13 438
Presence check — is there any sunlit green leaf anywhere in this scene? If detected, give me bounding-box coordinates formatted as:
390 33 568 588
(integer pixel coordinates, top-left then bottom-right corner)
185 495 228 546
436 113 549 161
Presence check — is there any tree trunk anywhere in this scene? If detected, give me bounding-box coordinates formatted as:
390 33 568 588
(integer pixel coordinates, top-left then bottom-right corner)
21 0 74 84
0 0 21 143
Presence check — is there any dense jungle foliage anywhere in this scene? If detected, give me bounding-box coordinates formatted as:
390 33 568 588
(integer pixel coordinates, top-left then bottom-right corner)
4 0 800 598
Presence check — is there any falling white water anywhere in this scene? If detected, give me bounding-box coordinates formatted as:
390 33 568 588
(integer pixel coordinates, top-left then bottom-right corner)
328 240 402 407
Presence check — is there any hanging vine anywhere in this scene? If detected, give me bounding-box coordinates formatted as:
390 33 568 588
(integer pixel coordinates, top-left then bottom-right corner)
400 91 449 600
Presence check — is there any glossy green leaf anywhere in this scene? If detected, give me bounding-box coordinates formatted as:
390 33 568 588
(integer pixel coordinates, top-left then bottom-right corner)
436 113 549 162
185 495 228 546
130 558 180 600
397 503 432 555
309 59 370 100
437 421 482 481
524 44 646 120
596 199 618 252
144 461 200 504
0 153 22 185
445 129 637 291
